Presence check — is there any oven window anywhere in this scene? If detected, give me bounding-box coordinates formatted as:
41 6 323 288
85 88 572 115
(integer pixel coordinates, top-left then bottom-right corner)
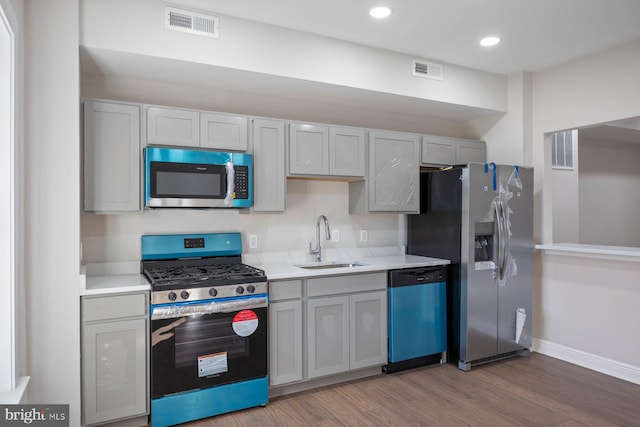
174 317 248 368
151 161 226 199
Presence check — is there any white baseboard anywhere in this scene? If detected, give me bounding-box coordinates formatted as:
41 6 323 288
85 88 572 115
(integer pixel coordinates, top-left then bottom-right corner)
533 339 640 385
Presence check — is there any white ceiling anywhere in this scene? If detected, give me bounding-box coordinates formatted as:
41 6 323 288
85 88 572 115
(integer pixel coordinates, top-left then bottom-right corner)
168 0 640 74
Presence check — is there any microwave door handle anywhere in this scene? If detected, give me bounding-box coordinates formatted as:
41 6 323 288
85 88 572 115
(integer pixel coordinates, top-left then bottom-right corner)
224 161 235 206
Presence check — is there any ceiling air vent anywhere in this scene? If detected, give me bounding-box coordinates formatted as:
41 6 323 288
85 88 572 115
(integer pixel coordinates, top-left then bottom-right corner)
412 59 443 81
165 7 219 38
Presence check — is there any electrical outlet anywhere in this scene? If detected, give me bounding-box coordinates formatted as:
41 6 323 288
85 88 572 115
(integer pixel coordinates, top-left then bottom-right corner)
249 234 258 249
360 229 368 243
331 229 340 243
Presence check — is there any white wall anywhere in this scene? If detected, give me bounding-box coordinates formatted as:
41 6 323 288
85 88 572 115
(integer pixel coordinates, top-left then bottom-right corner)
81 180 399 264
578 137 640 246
23 0 81 420
468 71 533 166
79 0 507 115
531 38 640 380
551 130 579 243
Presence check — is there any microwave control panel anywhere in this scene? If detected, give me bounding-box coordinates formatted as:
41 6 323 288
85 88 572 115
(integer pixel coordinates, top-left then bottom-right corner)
234 166 249 200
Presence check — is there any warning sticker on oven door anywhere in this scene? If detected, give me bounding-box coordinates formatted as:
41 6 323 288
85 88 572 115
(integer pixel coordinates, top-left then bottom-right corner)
198 352 228 377
232 309 259 337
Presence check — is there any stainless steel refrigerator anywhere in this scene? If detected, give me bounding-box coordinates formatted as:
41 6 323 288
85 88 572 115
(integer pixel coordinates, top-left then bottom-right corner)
407 163 533 371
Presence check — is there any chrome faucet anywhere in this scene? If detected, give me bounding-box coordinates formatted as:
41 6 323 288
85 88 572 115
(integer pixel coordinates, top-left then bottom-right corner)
309 214 331 262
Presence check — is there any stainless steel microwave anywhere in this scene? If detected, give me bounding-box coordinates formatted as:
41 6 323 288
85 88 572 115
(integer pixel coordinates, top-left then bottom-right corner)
144 146 252 208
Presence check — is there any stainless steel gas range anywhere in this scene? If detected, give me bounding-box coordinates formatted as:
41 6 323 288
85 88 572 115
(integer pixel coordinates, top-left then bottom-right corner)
141 232 268 427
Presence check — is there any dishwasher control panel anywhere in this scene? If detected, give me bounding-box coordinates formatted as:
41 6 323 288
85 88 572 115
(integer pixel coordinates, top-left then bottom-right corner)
388 266 446 287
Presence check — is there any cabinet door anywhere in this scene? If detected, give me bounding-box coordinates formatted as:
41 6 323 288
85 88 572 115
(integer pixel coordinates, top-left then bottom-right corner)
200 112 248 151
368 130 420 212
307 296 349 379
146 106 199 147
252 119 286 212
289 123 329 175
269 301 303 386
329 126 366 177
422 135 456 165
455 139 487 164
349 291 388 370
82 318 147 425
83 100 140 212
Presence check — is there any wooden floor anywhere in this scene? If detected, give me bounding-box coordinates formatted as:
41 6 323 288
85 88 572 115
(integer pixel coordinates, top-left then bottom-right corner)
183 353 640 426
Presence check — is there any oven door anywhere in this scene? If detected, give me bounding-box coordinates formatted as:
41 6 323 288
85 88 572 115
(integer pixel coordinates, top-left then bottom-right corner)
150 295 268 398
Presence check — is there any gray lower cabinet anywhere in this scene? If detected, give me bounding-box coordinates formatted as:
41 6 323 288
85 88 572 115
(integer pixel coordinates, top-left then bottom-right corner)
83 99 140 213
269 273 387 388
349 290 388 370
268 280 303 386
307 290 387 378
269 300 303 385
81 292 149 426
307 295 350 378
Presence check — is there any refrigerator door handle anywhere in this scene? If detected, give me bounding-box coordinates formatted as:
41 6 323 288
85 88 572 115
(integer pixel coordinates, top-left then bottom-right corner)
494 202 504 281
498 200 509 281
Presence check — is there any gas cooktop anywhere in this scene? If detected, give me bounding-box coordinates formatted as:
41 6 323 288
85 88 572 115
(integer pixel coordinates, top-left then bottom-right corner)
141 232 267 305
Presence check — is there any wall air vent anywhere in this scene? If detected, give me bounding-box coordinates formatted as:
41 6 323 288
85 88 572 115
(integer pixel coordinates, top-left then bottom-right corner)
165 7 219 38
412 59 443 81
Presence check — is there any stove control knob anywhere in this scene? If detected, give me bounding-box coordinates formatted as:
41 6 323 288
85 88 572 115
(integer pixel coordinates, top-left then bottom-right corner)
181 290 190 300
168 292 177 301
236 286 245 295
246 285 256 294
208 288 218 297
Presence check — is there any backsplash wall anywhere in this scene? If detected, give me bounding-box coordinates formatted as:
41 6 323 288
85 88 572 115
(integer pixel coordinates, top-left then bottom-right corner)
81 179 401 264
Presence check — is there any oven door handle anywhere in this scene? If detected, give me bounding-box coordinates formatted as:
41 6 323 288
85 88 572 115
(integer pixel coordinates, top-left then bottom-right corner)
151 296 268 320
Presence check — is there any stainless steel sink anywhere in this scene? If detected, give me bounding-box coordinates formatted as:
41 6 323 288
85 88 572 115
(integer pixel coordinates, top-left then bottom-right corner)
294 261 367 269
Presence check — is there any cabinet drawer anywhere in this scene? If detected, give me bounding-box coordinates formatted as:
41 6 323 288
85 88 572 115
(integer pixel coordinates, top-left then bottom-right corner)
269 280 302 301
307 273 386 297
83 292 148 322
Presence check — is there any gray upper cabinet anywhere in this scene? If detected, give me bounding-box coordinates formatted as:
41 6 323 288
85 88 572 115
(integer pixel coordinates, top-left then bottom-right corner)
83 99 140 213
289 123 366 177
330 126 366 177
349 130 420 213
455 138 487 164
251 118 286 212
145 105 248 151
422 134 486 166
146 106 199 147
200 112 248 151
289 123 330 175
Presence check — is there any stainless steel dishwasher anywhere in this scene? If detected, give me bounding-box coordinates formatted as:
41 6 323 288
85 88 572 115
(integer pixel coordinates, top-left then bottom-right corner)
384 266 447 373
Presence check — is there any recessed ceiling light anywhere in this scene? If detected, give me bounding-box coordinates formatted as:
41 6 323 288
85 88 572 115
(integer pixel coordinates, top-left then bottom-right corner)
480 36 501 47
370 6 392 19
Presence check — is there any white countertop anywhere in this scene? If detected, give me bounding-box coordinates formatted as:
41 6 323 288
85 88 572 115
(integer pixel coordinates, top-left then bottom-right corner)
252 254 450 281
80 248 450 295
80 262 150 296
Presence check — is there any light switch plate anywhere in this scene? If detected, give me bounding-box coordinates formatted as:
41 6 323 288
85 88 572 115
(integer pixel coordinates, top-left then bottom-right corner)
249 234 258 249
331 229 340 243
